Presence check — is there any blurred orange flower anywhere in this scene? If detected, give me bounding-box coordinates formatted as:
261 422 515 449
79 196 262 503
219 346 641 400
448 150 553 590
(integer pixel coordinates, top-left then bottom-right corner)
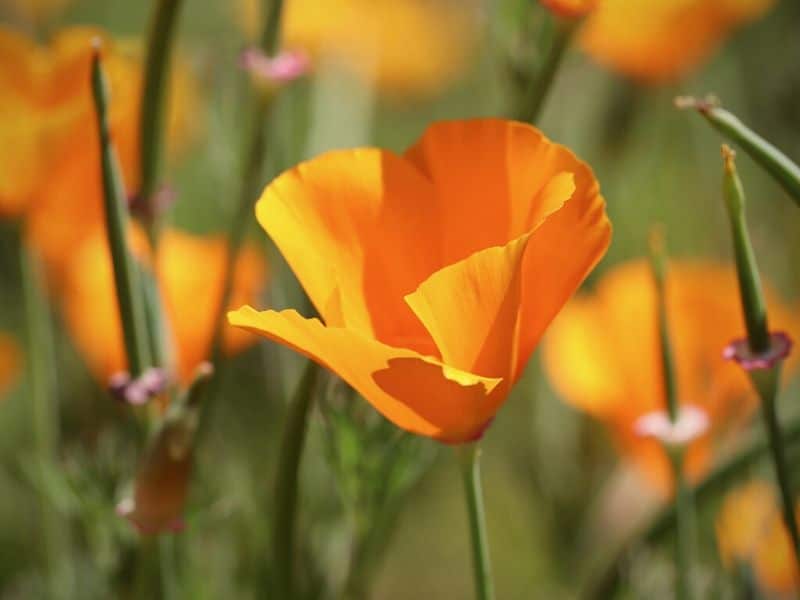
0 26 197 281
579 0 774 83
0 333 22 398
543 260 798 493
61 227 267 385
237 0 481 97
229 118 611 443
540 0 597 19
717 480 800 595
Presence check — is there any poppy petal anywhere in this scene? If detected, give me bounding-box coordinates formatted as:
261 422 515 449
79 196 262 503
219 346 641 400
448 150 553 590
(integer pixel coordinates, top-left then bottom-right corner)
256 148 442 352
228 307 502 442
404 118 580 265
405 232 531 383
515 175 611 380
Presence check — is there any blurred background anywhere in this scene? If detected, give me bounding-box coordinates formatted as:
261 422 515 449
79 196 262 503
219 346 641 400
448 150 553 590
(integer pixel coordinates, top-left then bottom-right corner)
1 0 799 598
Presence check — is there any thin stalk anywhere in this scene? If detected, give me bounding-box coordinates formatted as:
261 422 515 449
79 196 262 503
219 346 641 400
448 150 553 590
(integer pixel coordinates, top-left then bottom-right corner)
753 369 800 568
677 96 800 207
198 0 285 436
648 229 679 420
91 42 152 377
515 18 577 124
158 534 180 600
648 228 695 598
457 444 495 600
669 451 695 600
20 244 68 599
139 0 185 244
583 413 800 599
273 362 319 599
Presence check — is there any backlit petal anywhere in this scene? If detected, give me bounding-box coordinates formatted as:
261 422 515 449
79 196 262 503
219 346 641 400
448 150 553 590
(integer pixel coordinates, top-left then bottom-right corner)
515 168 611 380
228 307 502 442
256 148 442 352
405 232 531 384
404 119 578 266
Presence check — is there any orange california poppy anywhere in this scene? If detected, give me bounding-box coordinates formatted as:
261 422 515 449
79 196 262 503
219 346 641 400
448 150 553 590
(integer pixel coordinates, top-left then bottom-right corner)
236 0 481 98
229 118 611 443
0 26 196 277
579 0 774 83
60 227 267 386
543 260 798 493
540 0 598 19
0 333 21 398
717 480 800 595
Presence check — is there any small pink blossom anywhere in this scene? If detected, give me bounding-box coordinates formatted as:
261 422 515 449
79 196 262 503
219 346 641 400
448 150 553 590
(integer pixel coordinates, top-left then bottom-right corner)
239 47 310 84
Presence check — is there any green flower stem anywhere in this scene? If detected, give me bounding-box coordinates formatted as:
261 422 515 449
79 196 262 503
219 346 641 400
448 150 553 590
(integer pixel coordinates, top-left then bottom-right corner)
648 228 695 599
721 147 770 352
273 361 319 599
198 0 285 436
139 0 185 243
669 450 695 600
648 229 679 421
584 413 800 599
91 43 152 377
457 443 495 600
677 96 800 207
516 17 578 125
20 244 69 599
753 368 800 568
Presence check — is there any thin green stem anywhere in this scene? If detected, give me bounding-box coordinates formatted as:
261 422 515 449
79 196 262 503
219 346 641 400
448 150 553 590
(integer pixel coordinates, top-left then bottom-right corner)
457 444 495 600
753 369 800 570
158 535 180 600
91 43 152 377
139 0 185 244
273 362 319 599
515 18 577 124
669 451 695 600
20 244 69 599
648 229 679 421
198 0 286 437
677 96 800 207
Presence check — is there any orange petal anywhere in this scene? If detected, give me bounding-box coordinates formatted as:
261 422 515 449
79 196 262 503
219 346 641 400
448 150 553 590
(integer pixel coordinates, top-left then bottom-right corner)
228 307 502 442
515 173 611 380
404 118 576 266
256 148 442 352
405 232 531 383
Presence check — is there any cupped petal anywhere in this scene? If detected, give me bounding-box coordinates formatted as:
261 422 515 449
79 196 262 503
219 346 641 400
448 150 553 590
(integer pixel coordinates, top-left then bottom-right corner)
256 148 443 352
404 118 580 266
228 307 502 442
405 232 531 385
515 169 611 380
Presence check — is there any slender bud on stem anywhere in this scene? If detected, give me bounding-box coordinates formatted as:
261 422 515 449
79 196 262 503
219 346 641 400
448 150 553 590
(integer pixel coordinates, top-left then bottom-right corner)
719 145 800 572
721 145 771 354
91 41 152 377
